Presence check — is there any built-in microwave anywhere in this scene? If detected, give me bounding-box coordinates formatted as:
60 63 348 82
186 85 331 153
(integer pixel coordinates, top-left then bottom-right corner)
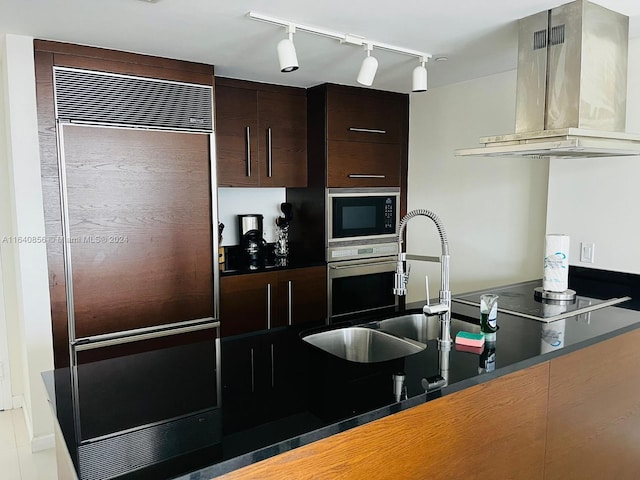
328 187 399 245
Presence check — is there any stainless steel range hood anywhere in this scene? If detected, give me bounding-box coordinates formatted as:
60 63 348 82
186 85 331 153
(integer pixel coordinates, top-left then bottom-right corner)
456 0 640 159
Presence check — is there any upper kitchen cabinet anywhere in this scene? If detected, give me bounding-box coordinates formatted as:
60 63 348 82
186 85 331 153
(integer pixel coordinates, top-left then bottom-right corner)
307 83 409 188
215 77 307 187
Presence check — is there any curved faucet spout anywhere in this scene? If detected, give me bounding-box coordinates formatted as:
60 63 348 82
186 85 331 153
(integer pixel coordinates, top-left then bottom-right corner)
397 209 449 256
394 209 453 370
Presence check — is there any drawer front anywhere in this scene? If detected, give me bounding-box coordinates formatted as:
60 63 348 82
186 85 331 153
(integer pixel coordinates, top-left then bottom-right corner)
327 90 404 144
327 141 401 187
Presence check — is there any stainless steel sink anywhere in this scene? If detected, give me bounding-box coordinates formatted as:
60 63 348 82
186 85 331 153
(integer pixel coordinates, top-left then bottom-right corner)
377 313 481 344
302 327 426 363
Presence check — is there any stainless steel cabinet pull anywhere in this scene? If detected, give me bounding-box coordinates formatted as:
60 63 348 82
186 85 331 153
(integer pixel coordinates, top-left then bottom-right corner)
287 280 293 326
267 127 273 178
245 126 251 177
349 127 387 134
270 343 275 388
250 347 255 393
348 174 386 179
267 283 272 329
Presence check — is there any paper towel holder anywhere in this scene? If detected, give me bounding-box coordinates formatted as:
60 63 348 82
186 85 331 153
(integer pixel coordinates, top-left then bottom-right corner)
534 287 577 302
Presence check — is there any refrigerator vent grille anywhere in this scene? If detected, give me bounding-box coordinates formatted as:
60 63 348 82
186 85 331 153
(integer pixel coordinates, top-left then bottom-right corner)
53 67 213 132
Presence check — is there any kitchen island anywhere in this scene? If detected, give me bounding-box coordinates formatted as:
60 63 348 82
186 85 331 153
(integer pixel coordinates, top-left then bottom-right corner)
43 280 640 479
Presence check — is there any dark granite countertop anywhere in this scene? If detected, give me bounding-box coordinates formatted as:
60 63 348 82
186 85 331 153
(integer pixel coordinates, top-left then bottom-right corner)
42 280 640 480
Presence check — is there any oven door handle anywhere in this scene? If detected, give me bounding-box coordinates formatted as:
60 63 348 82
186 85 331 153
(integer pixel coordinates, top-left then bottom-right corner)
329 261 397 270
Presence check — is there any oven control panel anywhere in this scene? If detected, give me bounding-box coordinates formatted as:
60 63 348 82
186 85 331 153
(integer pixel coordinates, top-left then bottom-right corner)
328 243 398 262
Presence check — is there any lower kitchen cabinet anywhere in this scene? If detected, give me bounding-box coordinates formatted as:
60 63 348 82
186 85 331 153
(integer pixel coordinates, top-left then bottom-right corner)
221 329 307 434
220 266 327 337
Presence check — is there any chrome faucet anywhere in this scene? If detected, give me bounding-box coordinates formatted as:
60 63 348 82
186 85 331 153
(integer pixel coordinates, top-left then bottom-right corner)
394 209 452 382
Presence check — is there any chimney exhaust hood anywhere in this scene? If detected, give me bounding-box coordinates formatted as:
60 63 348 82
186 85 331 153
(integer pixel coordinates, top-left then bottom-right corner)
456 0 640 159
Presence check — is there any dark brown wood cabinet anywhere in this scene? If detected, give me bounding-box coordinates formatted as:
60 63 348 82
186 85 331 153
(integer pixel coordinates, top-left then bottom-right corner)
215 78 307 187
220 266 326 337
307 83 409 189
34 40 216 368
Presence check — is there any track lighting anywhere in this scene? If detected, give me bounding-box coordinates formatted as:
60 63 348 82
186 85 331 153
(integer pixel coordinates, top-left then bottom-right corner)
277 25 299 72
357 44 378 86
248 12 432 91
412 58 428 92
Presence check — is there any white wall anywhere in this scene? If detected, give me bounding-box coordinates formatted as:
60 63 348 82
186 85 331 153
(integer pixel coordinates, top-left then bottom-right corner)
0 34 54 450
406 70 549 302
546 37 640 275
218 187 286 245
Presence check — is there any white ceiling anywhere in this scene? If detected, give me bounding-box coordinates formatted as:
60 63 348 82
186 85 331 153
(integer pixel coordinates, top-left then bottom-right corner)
1 0 640 93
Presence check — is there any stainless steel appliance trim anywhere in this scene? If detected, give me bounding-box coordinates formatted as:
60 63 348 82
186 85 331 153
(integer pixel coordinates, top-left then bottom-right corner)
245 126 251 177
348 127 387 134
348 174 386 178
329 260 397 271
55 124 77 366
71 318 220 351
287 280 293 326
267 127 273 177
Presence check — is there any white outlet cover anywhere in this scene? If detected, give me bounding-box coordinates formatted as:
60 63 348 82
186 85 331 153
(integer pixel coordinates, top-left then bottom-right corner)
580 242 595 263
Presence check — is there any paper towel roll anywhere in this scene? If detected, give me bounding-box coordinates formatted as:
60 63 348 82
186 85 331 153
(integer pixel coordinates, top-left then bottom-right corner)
543 234 570 292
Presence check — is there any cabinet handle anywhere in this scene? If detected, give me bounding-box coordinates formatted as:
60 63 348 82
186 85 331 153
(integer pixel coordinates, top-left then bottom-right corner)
270 343 275 388
349 127 387 134
348 174 386 179
267 283 272 329
245 126 251 177
267 127 273 178
250 347 255 393
287 280 293 326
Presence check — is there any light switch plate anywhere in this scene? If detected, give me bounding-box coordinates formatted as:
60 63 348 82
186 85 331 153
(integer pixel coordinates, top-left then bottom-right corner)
580 242 595 263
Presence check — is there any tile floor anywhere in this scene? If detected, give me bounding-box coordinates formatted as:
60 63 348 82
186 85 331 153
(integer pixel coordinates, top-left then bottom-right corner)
0 408 57 480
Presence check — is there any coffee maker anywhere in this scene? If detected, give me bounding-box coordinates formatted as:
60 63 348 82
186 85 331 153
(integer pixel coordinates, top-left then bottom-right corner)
238 214 266 270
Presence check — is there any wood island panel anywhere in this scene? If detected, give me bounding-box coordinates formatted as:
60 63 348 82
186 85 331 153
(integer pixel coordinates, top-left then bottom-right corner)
218 362 550 480
544 328 640 479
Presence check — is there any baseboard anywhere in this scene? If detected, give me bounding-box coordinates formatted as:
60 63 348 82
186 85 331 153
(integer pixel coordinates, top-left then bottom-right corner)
31 432 55 452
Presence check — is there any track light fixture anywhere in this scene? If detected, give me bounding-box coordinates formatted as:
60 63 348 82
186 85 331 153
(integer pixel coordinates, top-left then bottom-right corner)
277 25 299 73
357 44 378 86
412 57 428 92
248 12 432 92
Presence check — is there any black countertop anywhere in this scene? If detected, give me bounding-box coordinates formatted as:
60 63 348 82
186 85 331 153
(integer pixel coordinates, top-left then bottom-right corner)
43 280 640 480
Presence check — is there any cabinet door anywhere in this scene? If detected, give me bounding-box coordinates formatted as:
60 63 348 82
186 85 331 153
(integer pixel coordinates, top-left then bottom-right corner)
326 89 404 144
327 140 401 187
277 266 327 326
215 84 259 186
221 337 260 433
220 272 278 336
258 90 307 187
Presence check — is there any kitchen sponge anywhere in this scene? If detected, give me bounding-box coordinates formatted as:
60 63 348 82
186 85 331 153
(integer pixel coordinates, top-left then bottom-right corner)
455 331 485 348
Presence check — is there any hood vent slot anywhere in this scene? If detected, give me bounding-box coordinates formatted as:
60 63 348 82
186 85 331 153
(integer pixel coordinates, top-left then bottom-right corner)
533 30 547 50
53 67 213 132
550 24 565 46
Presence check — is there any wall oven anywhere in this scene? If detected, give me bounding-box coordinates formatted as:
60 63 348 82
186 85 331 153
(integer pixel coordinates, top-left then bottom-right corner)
326 187 400 320
328 257 398 319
